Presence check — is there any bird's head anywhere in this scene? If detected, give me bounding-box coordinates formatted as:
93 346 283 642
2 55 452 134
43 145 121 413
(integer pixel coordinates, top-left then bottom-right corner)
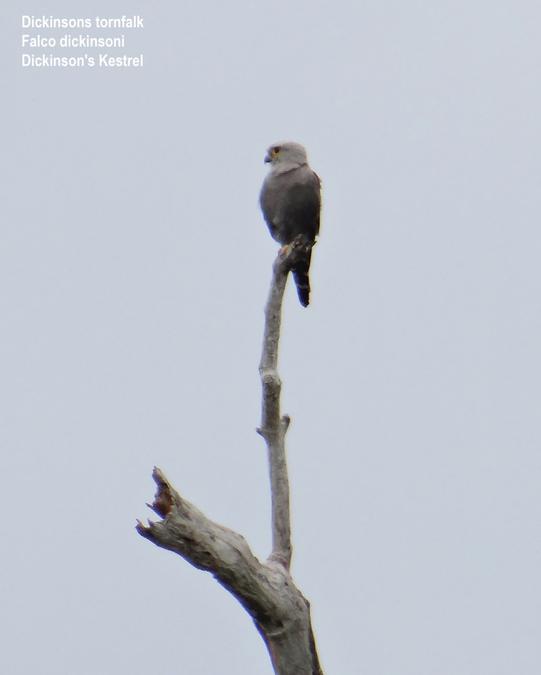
264 141 308 169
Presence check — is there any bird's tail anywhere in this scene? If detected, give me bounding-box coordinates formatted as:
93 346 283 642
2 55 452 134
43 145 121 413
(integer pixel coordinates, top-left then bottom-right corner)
292 250 312 307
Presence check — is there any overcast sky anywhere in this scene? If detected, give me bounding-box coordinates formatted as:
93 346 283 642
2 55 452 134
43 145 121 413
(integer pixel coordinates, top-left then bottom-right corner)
2 1 541 674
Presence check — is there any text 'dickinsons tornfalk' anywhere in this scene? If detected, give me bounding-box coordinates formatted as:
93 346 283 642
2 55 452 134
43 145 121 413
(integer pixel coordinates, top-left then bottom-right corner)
20 15 145 69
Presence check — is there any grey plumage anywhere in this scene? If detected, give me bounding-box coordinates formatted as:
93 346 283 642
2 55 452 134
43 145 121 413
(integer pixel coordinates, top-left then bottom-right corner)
259 142 321 307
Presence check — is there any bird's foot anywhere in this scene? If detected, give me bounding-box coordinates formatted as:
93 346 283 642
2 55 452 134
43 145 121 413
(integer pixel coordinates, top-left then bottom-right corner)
278 244 291 257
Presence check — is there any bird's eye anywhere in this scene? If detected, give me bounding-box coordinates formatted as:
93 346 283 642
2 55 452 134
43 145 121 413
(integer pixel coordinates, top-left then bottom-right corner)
272 146 280 154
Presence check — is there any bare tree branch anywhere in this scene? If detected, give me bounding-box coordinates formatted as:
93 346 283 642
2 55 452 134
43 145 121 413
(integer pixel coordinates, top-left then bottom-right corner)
257 235 314 569
136 468 282 620
137 238 322 675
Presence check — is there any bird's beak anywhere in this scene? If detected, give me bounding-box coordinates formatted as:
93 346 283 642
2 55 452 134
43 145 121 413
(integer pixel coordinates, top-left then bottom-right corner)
264 152 271 163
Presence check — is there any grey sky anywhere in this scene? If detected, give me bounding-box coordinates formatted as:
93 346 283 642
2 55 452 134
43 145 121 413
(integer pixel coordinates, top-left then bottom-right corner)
2 1 540 673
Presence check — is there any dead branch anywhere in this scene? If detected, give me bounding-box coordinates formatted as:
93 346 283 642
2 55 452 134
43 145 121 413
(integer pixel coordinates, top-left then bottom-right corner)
137 239 322 675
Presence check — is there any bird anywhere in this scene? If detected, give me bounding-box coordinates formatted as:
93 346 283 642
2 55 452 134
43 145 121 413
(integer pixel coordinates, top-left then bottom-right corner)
259 142 321 307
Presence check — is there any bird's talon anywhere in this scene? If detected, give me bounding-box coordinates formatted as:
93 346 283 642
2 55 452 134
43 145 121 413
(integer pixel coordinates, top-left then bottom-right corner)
279 244 290 257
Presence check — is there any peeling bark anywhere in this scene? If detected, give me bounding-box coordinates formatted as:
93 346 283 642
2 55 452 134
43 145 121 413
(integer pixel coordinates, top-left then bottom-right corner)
137 237 323 675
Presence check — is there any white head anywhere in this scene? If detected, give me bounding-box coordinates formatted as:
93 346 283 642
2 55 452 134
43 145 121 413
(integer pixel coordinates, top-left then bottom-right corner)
264 141 308 171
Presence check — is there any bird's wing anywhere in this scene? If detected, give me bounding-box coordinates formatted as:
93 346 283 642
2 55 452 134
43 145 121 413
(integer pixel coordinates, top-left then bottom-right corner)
260 166 320 244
